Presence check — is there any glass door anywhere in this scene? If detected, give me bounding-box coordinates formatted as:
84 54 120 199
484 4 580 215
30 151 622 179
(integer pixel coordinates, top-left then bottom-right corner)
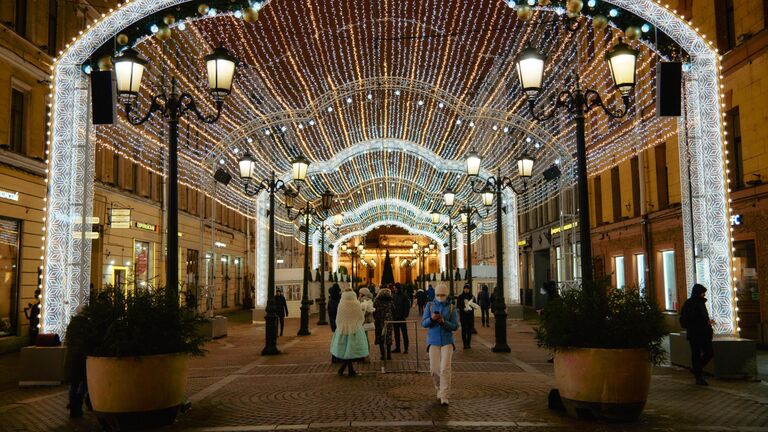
0 218 20 337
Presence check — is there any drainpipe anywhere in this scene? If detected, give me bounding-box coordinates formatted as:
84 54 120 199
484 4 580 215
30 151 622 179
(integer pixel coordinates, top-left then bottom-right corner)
639 150 654 300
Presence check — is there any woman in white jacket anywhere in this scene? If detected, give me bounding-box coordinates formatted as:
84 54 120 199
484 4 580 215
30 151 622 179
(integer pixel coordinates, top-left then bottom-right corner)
358 287 375 359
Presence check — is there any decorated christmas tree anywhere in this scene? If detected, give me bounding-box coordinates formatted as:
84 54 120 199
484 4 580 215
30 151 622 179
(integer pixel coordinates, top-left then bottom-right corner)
380 249 395 285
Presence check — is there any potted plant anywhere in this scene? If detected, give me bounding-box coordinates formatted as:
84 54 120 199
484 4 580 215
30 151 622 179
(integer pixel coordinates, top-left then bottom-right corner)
535 281 667 422
71 285 205 429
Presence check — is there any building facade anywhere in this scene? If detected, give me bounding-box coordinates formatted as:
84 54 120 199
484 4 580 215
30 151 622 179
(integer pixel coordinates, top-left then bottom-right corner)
516 0 768 343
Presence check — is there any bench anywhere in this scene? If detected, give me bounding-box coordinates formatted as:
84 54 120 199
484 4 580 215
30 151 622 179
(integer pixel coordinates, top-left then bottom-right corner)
669 332 757 379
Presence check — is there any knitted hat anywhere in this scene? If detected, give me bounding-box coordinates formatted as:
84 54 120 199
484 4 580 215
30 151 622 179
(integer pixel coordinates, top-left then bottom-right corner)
435 284 449 296
359 287 372 299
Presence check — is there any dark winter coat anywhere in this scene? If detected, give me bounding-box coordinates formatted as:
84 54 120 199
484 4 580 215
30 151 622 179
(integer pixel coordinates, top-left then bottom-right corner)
392 290 411 320
416 290 427 307
373 290 395 345
64 315 90 383
275 294 289 318
680 284 713 342
426 286 435 301
477 287 491 308
328 284 342 331
457 292 476 318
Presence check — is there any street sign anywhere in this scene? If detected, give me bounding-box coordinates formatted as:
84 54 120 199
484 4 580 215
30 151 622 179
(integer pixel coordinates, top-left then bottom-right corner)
109 208 131 229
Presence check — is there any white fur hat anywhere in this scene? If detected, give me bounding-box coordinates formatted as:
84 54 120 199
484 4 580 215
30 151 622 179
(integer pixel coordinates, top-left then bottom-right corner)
435 284 449 296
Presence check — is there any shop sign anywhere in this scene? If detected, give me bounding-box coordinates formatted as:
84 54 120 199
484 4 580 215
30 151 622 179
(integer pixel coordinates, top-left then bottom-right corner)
730 214 743 226
71 231 99 239
0 189 19 201
109 208 131 229
135 221 158 232
214 241 226 248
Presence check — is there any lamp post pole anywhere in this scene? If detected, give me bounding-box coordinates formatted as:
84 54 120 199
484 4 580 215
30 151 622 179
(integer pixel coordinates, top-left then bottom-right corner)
264 173 280 354
317 224 328 325
448 218 454 297
491 176 511 352
299 204 312 336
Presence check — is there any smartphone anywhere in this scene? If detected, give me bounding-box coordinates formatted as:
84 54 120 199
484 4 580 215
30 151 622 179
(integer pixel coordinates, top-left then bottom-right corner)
433 310 440 315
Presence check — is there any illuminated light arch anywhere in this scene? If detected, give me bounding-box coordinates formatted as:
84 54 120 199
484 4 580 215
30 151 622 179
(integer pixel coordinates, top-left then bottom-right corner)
44 0 734 338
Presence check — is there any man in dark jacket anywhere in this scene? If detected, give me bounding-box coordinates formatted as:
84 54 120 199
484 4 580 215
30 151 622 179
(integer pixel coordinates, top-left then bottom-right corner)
327 283 342 332
65 310 90 417
416 289 427 315
457 284 476 349
680 284 715 385
391 284 410 354
477 285 491 327
275 289 289 336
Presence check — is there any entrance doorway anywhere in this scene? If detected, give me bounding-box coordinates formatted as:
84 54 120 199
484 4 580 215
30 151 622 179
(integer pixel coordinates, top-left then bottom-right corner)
532 250 550 309
112 266 128 295
733 240 760 340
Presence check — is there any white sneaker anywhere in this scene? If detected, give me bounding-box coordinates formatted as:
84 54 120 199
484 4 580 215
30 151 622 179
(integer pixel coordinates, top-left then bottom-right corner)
440 398 449 406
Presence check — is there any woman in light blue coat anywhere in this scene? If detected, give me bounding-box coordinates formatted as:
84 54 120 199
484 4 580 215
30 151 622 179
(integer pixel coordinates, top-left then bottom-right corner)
330 290 370 376
421 284 459 406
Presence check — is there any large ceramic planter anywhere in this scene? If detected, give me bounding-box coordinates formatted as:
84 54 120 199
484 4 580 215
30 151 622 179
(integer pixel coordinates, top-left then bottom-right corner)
554 348 652 422
87 354 189 430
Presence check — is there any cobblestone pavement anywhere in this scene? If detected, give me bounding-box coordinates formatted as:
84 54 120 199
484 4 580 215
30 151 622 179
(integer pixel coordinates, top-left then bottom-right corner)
1 308 768 431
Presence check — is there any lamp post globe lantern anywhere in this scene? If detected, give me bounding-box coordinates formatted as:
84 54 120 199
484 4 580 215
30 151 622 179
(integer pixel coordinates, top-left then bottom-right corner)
443 188 456 207
238 152 255 179
333 213 343 227
113 48 147 103
461 213 468 225
413 241 419 251
283 189 295 210
481 187 495 207
606 38 639 96
321 189 335 211
465 149 481 177
515 46 546 98
204 46 238 101
517 154 535 180
429 242 435 250
431 210 441 225
291 154 310 183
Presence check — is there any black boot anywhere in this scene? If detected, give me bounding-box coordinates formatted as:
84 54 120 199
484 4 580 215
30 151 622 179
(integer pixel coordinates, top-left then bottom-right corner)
379 343 386 360
386 345 392 360
348 361 357 377
338 362 347 376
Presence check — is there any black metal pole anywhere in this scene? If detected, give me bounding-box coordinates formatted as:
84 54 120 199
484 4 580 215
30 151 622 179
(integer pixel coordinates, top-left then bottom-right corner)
448 220 454 297
466 215 472 289
492 180 511 352
317 224 328 325
573 90 594 285
167 115 180 303
262 172 280 355
298 208 311 336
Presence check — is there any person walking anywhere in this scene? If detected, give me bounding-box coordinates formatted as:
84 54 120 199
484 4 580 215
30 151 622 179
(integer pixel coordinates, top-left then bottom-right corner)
330 290 369 376
275 289 289 336
680 284 715 385
373 287 395 360
457 284 476 349
426 284 435 302
477 285 491 327
64 306 89 417
392 284 411 354
416 288 427 315
422 284 458 406
328 283 342 332
23 289 42 344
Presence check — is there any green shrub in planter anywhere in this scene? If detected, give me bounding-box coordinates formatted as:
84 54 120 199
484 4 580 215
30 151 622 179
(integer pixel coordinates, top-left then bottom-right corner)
535 281 668 364
74 285 206 357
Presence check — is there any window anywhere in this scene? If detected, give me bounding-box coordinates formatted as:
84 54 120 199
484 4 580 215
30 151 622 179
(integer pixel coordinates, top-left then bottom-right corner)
571 242 581 280
630 157 641 217
662 250 677 310
204 252 214 311
611 166 622 222
47 0 58 55
0 218 21 337
593 176 603 225
134 241 152 290
635 253 646 296
112 152 120 186
715 0 737 52
14 0 27 37
725 107 744 189
9 89 25 154
655 144 669 210
556 246 566 282
220 256 229 308
614 256 625 289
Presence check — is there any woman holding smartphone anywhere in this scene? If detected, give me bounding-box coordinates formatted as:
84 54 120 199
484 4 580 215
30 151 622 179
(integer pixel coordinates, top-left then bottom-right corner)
421 284 459 406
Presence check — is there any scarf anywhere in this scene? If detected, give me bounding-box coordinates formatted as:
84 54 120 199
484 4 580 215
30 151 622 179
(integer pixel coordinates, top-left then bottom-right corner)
335 291 364 335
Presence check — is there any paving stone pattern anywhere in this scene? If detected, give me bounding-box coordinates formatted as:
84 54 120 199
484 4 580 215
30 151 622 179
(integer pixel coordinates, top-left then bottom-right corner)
0 308 767 431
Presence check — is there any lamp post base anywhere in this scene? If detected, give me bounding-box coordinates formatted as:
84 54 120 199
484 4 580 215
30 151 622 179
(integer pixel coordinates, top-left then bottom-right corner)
492 307 511 353
316 298 328 326
297 300 311 336
262 312 281 355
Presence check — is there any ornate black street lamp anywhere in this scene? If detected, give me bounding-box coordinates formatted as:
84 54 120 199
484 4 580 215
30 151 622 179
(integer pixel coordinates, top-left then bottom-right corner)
465 151 534 353
515 39 638 284
285 188 335 336
314 199 340 326
238 152 310 354
413 242 434 291
114 46 237 303
432 188 457 297
459 203 483 290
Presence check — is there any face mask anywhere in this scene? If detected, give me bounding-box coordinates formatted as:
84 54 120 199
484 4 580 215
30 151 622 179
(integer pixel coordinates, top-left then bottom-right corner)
540 288 547 295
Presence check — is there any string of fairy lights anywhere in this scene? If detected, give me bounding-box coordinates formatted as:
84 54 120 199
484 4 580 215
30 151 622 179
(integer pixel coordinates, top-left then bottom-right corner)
40 0 739 335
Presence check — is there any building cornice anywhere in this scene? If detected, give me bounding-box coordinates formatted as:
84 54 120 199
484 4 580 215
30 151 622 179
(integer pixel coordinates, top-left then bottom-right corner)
0 26 53 80
0 149 46 177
